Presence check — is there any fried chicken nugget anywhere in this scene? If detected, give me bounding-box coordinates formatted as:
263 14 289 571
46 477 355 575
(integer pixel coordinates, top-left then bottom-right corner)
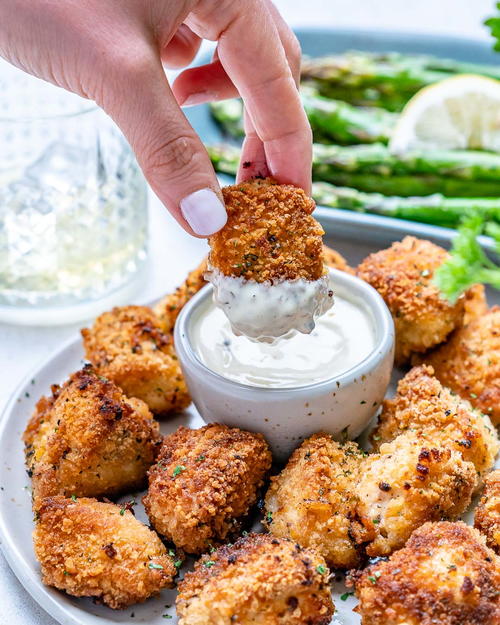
371 366 499 480
143 424 272 554
154 258 208 333
475 470 500 554
154 244 350 336
353 431 477 557
176 533 334 625
82 305 190 416
206 178 333 339
264 433 363 569
211 178 323 282
352 521 500 625
357 236 466 364
33 496 176 609
23 366 161 501
423 306 500 425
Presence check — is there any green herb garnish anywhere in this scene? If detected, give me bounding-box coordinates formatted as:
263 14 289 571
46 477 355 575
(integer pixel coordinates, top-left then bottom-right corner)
434 213 500 302
172 465 186 477
340 592 354 601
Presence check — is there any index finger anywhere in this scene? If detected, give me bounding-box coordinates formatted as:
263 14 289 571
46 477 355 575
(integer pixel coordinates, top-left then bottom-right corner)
191 0 312 192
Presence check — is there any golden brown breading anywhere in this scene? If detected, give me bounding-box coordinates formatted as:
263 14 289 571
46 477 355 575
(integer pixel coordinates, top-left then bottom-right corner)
353 431 477 557
33 496 176 609
352 521 500 625
322 244 354 274
264 433 363 569
462 283 488 324
176 533 334 625
23 366 161 501
154 258 208 333
82 305 190 416
423 306 500 425
475 470 500 554
209 178 325 282
371 365 499 480
143 424 272 554
357 236 466 364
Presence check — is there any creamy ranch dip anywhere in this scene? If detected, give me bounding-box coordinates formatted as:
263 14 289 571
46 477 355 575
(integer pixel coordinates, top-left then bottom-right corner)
206 267 334 341
191 292 376 388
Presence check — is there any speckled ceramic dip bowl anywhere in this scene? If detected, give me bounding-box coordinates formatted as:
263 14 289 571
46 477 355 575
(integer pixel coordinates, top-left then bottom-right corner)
174 268 395 461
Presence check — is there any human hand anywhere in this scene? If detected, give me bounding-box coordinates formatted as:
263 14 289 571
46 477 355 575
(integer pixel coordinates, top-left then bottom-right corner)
0 0 311 236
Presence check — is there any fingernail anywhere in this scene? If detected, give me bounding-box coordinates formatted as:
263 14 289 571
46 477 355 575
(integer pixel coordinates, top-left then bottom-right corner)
181 92 215 107
180 188 227 236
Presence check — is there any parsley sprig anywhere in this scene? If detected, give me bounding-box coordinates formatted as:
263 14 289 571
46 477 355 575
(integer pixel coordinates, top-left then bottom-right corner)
486 4 500 51
434 213 500 302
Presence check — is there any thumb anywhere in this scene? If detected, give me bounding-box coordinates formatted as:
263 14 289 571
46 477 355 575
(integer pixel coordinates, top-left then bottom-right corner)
101 54 226 237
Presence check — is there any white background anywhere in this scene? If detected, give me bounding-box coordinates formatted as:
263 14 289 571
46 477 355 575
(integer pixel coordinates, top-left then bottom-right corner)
0 1 496 623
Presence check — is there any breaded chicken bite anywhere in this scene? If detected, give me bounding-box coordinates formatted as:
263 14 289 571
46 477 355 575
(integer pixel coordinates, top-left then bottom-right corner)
462 283 488 324
206 178 333 339
23 366 161 501
357 236 466 364
264 433 363 569
475 470 500 554
143 424 271 554
423 306 500 425
353 432 476 557
176 533 334 625
372 366 498 480
33 496 176 609
322 244 354 274
154 245 349 336
154 258 208 333
82 305 190 416
352 521 500 625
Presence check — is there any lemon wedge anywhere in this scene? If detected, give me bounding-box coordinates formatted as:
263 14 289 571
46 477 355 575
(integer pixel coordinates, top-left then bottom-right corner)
389 74 500 154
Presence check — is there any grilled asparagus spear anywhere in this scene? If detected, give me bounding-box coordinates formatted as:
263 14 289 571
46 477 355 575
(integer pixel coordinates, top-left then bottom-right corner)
311 182 500 228
210 91 396 144
301 50 500 111
207 143 500 197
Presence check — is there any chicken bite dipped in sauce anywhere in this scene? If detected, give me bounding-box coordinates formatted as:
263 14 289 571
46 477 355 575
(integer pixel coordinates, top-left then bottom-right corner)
351 521 500 625
207 178 333 341
176 533 334 625
154 244 351 335
23 366 161 502
33 496 176 609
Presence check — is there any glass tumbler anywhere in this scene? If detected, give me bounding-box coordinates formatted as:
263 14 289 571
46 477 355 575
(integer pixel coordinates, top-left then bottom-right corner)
0 60 148 325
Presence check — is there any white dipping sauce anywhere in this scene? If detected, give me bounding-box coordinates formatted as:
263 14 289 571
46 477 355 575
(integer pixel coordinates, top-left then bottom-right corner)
206 267 334 341
192 293 376 388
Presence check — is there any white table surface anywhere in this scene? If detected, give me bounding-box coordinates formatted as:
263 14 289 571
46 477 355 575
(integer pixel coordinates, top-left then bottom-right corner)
0 0 496 622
